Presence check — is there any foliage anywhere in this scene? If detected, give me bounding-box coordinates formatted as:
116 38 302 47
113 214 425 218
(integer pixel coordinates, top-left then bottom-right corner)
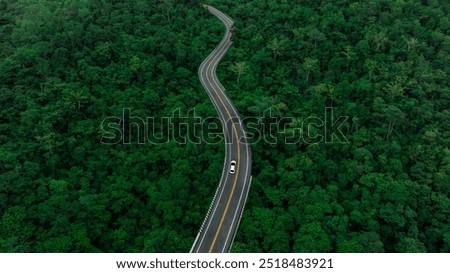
0 0 449 252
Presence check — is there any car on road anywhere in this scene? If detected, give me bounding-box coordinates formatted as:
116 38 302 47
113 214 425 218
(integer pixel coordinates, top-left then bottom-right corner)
230 160 236 174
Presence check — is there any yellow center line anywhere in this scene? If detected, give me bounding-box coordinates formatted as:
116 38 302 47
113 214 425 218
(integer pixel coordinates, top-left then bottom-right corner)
203 42 241 253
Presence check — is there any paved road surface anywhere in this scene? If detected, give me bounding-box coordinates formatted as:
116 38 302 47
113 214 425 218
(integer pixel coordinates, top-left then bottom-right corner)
190 5 252 253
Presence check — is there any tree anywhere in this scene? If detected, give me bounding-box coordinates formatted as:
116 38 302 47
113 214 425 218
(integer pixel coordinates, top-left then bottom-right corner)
293 222 332 252
364 59 378 81
300 57 320 82
371 30 389 52
1 0 449 254
342 45 356 72
306 27 326 50
395 238 427 253
229 61 248 84
267 37 286 61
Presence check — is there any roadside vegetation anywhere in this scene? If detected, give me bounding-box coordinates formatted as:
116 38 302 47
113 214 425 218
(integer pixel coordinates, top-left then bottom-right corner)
0 0 449 252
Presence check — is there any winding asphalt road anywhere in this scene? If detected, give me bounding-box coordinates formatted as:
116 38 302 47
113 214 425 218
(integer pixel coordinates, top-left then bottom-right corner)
190 5 252 253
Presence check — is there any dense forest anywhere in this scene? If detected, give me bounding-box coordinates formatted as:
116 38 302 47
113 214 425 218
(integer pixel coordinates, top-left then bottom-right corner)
1 0 449 252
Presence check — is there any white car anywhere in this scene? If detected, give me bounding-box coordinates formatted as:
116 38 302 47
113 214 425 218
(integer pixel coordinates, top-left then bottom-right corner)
229 160 236 174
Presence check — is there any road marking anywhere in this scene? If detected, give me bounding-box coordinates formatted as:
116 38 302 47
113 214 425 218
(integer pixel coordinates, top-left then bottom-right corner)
204 25 252 252
194 40 233 252
194 6 251 253
199 13 242 253
204 54 241 253
204 8 250 253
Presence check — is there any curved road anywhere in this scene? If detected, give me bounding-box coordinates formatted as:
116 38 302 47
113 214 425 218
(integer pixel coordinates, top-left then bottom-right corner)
190 5 252 253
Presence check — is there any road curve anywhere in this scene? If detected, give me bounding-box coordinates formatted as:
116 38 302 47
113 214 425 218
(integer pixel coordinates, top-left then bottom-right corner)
190 5 252 253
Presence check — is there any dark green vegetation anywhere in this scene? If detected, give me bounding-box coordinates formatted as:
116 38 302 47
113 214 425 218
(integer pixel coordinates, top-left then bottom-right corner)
0 0 449 252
